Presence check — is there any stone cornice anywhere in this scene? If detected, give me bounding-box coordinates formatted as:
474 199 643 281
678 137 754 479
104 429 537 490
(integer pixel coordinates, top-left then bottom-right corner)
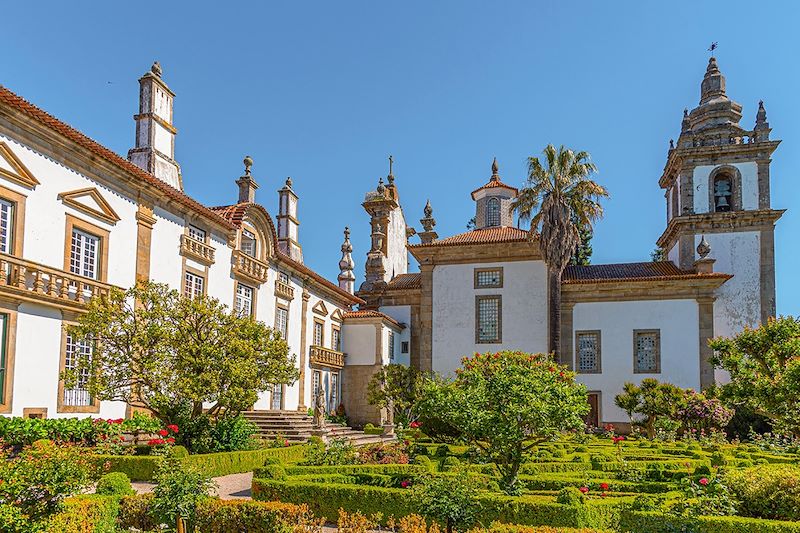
658 140 780 189
656 209 784 249
562 276 729 304
409 240 541 265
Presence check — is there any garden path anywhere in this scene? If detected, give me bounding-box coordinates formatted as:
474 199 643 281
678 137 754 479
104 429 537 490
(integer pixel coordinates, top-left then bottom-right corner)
131 471 253 500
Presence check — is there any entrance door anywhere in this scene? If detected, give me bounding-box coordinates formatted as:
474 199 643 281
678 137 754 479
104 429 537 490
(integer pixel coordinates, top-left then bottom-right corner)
328 372 339 413
313 370 323 410
270 384 283 410
585 392 600 428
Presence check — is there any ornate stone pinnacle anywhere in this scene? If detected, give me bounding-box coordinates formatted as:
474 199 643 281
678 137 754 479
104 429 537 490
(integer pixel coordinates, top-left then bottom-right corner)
243 155 253 176
669 139 675 150
491 157 499 177
424 199 433 218
377 176 385 194
697 235 711 259
285 176 293 189
151 61 162 78
420 199 436 233
338 226 356 293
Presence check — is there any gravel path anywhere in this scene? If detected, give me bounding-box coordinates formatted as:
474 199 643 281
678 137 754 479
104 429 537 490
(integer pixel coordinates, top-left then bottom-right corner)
131 471 253 500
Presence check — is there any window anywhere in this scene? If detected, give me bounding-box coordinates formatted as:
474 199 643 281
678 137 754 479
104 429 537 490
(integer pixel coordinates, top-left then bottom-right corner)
278 271 290 284
63 334 92 407
70 229 100 279
329 372 339 413
313 320 324 347
183 271 205 299
270 383 282 410
0 314 7 405
241 229 257 257
312 370 321 398
713 175 733 212
474 267 503 288
475 295 502 343
401 341 409 354
235 283 254 317
0 199 14 254
275 306 289 339
188 225 206 242
388 331 396 360
576 331 601 373
331 327 341 351
486 197 501 227
634 330 661 373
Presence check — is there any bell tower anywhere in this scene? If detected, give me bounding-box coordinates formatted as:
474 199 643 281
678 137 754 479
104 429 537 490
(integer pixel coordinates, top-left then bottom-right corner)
656 56 784 337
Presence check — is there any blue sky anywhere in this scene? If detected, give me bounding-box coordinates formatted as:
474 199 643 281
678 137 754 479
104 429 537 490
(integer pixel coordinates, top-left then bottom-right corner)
4 1 799 315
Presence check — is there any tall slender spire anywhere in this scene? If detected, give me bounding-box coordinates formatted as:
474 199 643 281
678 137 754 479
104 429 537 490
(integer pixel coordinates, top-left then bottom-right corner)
337 227 356 294
490 157 499 182
754 100 771 141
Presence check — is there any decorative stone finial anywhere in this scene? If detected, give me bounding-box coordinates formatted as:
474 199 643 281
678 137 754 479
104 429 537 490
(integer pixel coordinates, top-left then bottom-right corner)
697 235 711 258
151 61 162 78
377 176 385 195
243 155 253 176
669 139 674 150
285 176 293 189
491 157 499 177
419 199 438 243
681 108 690 134
700 56 726 105
338 226 356 293
236 156 259 203
424 199 433 219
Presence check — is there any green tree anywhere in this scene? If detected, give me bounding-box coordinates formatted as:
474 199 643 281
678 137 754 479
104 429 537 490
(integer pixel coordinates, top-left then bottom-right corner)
367 364 425 426
710 316 800 435
64 281 298 422
614 379 685 438
420 351 588 493
511 145 608 358
650 247 666 262
412 470 479 532
570 218 593 266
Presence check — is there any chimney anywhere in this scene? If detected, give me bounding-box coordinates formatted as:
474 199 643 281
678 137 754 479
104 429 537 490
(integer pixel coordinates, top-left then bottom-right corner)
277 177 302 261
235 156 258 203
128 61 182 190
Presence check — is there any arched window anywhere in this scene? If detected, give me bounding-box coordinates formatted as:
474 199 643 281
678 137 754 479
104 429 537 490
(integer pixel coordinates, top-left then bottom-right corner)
486 198 501 227
713 174 733 212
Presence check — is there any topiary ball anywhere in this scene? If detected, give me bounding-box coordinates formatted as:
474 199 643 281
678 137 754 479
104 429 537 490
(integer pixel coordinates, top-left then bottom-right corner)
170 445 189 458
556 487 585 506
441 456 461 471
95 472 135 496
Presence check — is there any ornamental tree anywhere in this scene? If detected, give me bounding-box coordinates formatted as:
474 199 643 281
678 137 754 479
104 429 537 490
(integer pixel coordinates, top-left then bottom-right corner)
64 281 298 423
420 351 589 493
614 379 685 439
710 316 800 435
367 363 426 426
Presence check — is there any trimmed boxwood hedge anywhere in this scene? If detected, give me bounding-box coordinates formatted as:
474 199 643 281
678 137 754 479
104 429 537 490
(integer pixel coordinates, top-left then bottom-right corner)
619 510 800 533
251 478 623 529
97 444 306 481
46 495 120 533
517 475 672 494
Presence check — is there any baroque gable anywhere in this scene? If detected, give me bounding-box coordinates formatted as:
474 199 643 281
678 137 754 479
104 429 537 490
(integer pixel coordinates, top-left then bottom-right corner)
57 187 121 225
0 142 39 189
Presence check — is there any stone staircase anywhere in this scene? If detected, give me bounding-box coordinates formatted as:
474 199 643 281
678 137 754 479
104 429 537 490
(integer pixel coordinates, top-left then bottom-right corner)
242 410 394 446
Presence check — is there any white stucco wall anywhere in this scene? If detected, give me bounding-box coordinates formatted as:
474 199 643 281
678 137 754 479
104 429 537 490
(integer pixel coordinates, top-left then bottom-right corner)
693 162 758 214
432 260 548 377
572 299 700 423
380 305 411 367
698 231 761 339
385 207 408 281
342 323 376 366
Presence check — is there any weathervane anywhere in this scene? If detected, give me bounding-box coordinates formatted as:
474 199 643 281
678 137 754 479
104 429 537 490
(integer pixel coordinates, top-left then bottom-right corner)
388 155 394 176
708 42 718 57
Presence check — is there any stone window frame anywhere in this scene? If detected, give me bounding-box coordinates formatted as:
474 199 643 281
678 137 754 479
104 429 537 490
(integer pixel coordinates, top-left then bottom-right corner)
401 340 409 354
312 318 325 347
575 330 602 374
474 267 504 289
486 197 501 227
633 329 662 374
57 318 100 414
331 324 341 351
187 224 208 243
234 281 257 318
182 266 207 299
274 302 289 340
64 214 110 283
475 294 502 344
0 184 26 257
0 303 19 414
708 165 743 213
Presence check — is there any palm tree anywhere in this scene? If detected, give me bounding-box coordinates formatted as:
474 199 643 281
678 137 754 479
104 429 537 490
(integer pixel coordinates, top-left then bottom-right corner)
511 144 609 360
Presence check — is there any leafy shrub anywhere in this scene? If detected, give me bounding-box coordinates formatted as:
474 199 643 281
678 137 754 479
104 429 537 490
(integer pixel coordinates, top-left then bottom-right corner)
436 444 450 458
414 456 434 471
694 464 711 476
413 471 480 532
359 442 410 465
670 476 736 518
556 487 584 506
441 456 461 472
724 464 800 521
629 495 659 512
95 472 135 496
710 451 729 467
303 437 357 466
45 495 120 533
0 440 95 525
0 413 162 446
364 423 385 436
572 455 589 463
171 445 190 458
194 499 310 532
150 458 216 528
574 446 588 453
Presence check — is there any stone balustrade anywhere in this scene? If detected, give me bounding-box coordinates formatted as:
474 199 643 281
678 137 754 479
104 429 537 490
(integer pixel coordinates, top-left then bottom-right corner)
274 279 294 300
180 234 215 265
0 253 115 311
231 250 269 284
309 345 345 369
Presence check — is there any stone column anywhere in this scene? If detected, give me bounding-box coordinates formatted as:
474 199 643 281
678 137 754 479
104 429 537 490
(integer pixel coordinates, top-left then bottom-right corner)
757 159 771 210
760 227 777 324
697 297 715 389
560 302 575 369
134 203 156 283
297 289 310 411
418 262 434 372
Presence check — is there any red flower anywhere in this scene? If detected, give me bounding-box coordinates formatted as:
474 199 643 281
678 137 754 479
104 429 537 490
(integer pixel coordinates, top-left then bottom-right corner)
167 424 179 433
147 438 165 446
579 486 589 494
158 429 169 437
284 440 289 447
599 482 609 491
612 436 626 444
401 480 411 488
166 437 175 444
409 421 421 429
699 477 709 486
601 492 607 498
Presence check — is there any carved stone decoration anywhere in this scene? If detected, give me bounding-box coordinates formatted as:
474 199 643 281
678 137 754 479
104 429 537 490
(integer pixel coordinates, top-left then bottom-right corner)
312 391 327 430
697 235 711 258
337 227 356 293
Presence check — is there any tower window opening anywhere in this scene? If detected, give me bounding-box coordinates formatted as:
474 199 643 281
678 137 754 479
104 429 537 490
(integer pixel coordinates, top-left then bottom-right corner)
713 175 733 212
487 197 501 227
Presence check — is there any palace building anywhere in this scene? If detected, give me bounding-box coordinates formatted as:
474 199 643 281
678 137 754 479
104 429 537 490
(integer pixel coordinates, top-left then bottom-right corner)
0 57 783 428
